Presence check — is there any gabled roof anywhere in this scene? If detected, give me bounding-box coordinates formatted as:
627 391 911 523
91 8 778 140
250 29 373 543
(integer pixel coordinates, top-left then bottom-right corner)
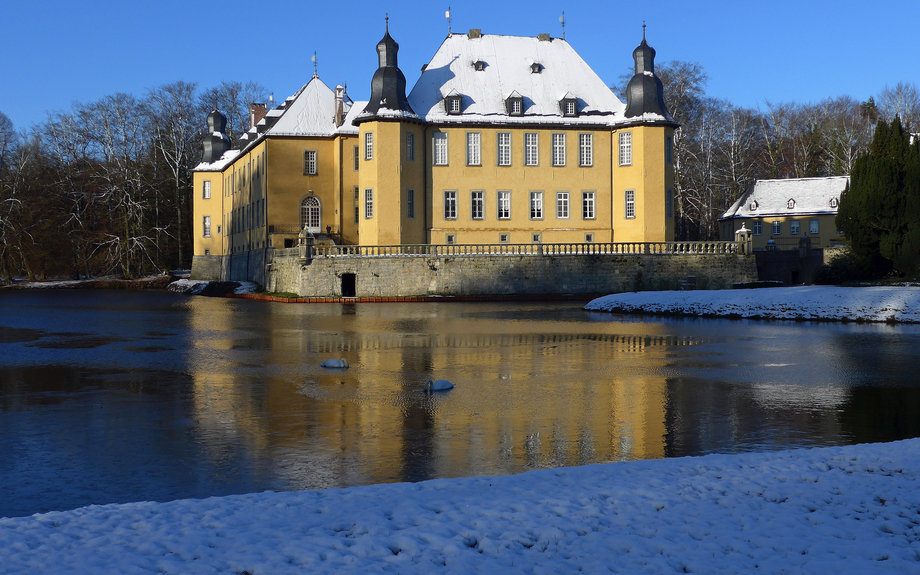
719 176 849 221
263 77 357 137
408 33 626 125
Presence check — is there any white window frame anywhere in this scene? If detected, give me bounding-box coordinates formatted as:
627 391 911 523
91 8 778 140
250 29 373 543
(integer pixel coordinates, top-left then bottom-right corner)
354 145 360 170
580 133 594 167
444 190 458 220
790 219 800 235
530 191 543 220
407 189 415 219
618 131 632 166
524 132 539 166
582 191 596 220
625 190 636 219
552 133 566 167
364 132 374 160
809 219 820 235
406 133 415 161
497 132 511 166
753 221 763 236
772 220 782 235
433 132 449 166
202 180 211 199
497 190 511 220
364 188 374 219
303 150 318 175
203 215 211 238
471 190 484 220
556 191 570 219
467 132 481 166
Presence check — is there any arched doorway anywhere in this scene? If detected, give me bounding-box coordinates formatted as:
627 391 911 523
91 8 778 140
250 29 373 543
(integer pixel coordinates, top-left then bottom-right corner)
301 196 321 233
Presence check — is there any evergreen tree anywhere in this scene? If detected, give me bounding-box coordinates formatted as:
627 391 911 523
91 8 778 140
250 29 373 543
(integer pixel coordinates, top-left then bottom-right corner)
837 118 920 277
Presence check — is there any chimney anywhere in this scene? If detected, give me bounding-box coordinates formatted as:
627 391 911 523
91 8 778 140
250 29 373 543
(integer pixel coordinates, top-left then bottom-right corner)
335 85 345 127
468 29 481 39
537 33 551 41
249 103 267 130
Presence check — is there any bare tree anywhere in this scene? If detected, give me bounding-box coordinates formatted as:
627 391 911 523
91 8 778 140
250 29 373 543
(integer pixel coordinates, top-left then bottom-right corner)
198 80 268 146
877 82 920 130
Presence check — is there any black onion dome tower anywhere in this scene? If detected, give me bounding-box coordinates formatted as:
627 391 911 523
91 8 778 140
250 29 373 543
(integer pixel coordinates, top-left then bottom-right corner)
359 19 416 118
624 25 672 120
202 109 231 163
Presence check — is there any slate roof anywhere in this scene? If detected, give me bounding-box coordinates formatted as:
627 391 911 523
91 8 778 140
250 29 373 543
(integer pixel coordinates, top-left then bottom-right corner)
719 176 849 220
407 33 627 126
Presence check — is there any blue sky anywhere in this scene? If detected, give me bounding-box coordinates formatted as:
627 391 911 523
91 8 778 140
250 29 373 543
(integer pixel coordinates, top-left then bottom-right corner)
3 0 917 132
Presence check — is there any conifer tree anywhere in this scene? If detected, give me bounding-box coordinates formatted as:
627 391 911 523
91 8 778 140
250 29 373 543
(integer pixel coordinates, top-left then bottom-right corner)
837 117 920 277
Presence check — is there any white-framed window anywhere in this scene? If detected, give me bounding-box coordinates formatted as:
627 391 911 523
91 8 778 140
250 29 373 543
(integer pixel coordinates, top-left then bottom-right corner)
625 189 636 219
787 198 796 209
579 133 593 167
552 133 566 166
202 180 211 199
407 133 415 161
582 191 595 220
810 219 820 234
446 233 457 244
407 189 415 219
354 145 360 170
364 188 374 219
301 196 321 231
203 215 211 238
364 132 374 160
447 96 462 114
497 190 511 220
508 97 523 116
467 132 481 166
563 99 577 117
433 132 449 165
444 190 458 219
665 135 673 164
618 131 632 166
790 219 800 235
771 220 781 235
524 132 539 166
530 191 543 220
354 205 359 224
666 189 673 219
303 150 318 175
497 132 511 166
753 220 763 236
556 191 569 219
471 190 484 220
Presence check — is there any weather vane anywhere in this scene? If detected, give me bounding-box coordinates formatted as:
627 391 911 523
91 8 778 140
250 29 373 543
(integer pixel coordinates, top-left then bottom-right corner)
311 52 318 79
446 6 451 34
560 11 565 40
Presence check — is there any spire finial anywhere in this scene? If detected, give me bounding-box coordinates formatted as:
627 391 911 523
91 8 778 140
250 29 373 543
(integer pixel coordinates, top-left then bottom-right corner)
446 6 451 35
560 11 565 40
311 51 318 79
385 13 389 32
642 21 646 41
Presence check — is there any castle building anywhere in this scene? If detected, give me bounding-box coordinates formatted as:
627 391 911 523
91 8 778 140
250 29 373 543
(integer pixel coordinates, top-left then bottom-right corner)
192 24 678 281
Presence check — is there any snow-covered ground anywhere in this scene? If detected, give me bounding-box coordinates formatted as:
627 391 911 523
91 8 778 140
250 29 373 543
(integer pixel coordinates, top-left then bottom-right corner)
1 440 917 574
586 285 920 323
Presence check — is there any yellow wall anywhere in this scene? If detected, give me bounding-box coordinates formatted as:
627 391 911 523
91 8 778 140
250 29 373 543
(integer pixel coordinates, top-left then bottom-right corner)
612 125 675 243
721 215 843 250
192 171 226 256
427 127 614 245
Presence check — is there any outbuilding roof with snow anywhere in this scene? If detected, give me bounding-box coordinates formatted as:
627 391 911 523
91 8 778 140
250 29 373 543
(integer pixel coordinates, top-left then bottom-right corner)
407 32 627 126
719 176 849 221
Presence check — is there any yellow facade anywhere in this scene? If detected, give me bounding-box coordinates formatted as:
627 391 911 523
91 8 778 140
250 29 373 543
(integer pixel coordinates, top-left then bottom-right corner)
721 215 843 250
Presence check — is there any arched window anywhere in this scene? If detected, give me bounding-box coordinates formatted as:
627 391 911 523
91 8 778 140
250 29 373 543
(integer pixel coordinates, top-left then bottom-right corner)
301 196 321 233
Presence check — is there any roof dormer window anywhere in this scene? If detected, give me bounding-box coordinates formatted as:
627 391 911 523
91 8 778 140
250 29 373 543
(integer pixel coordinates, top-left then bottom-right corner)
444 91 463 115
531 63 543 74
787 198 796 209
830 198 839 208
560 94 578 117
749 200 759 211
506 92 524 116
473 60 485 71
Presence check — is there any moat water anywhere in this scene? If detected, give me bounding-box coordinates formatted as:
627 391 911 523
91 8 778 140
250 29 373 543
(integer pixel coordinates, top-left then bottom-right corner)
2 289 919 518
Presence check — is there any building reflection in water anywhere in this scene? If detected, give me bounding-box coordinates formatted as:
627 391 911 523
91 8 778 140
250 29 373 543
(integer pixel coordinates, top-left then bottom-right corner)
184 301 699 490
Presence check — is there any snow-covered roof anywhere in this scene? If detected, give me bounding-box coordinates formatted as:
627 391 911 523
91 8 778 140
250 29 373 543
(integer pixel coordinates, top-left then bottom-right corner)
719 176 849 220
194 149 241 171
268 77 351 137
408 33 626 126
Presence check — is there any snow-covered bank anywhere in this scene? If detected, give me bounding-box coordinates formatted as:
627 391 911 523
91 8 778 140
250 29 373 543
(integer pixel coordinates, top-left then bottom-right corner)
2 440 917 574
586 286 920 323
